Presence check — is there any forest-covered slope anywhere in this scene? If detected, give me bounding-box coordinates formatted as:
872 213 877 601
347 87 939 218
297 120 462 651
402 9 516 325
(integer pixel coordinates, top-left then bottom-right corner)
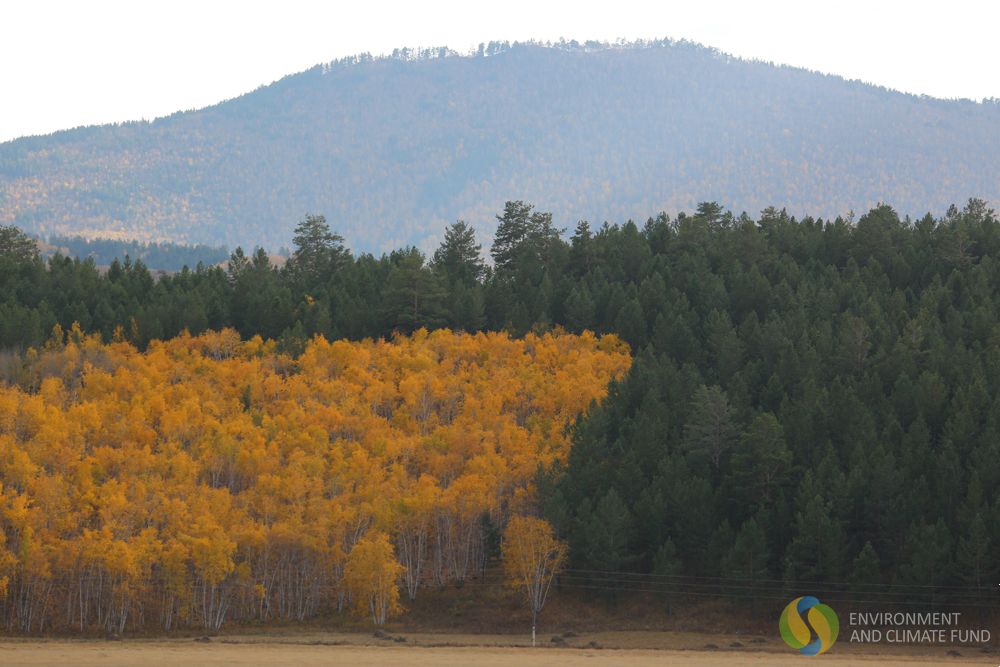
1 40 998 251
2 198 1000 626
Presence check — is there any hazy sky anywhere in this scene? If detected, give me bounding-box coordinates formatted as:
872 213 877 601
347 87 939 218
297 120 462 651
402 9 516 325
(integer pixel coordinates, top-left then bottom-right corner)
2 0 998 143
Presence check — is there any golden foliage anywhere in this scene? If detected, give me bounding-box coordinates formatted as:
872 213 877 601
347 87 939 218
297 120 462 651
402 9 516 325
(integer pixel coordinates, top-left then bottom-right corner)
502 515 566 640
344 531 404 625
0 327 629 632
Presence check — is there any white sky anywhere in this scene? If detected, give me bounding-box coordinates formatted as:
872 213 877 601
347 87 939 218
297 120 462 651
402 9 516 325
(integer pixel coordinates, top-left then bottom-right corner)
2 0 998 143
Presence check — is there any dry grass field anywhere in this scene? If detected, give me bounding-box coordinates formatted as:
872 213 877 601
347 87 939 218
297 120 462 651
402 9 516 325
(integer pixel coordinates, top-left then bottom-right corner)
0 631 991 666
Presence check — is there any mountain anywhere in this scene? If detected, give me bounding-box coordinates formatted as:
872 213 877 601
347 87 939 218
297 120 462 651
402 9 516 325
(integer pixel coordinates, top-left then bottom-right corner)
1 39 998 253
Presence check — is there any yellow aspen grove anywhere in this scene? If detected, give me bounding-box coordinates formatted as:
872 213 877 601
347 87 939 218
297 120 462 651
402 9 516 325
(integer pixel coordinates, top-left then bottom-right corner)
343 531 403 625
394 474 439 601
0 327 629 633
502 516 567 646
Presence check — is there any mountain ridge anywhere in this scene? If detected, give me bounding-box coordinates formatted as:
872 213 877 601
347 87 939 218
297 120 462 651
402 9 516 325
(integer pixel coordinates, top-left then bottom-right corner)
2 38 998 252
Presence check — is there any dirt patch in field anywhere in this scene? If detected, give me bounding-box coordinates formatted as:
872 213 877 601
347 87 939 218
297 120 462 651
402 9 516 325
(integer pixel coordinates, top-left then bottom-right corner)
0 632 991 666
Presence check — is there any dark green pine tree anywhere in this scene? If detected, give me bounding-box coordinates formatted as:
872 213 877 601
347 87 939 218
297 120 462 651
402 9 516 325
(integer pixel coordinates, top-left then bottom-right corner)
286 213 348 292
694 201 730 229
683 385 737 470
564 285 596 332
895 520 953 602
569 221 596 276
490 200 564 276
726 517 769 579
227 246 250 282
576 488 632 576
704 309 744 384
233 248 295 340
725 517 769 612
652 538 683 614
614 297 647 350
660 459 715 573
447 282 486 332
491 200 534 274
849 541 882 593
0 224 39 263
783 483 847 583
956 513 993 591
382 247 447 333
431 220 485 286
731 413 791 518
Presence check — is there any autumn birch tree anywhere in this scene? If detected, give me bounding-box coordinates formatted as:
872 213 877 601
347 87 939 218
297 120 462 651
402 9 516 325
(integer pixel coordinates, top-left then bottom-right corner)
343 531 403 625
502 516 566 646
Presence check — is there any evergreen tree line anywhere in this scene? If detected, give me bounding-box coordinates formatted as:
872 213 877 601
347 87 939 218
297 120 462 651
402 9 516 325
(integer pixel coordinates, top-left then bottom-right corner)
44 235 230 272
2 198 999 605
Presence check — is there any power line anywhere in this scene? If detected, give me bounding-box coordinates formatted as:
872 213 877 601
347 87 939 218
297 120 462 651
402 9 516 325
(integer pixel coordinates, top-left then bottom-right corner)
557 567 999 591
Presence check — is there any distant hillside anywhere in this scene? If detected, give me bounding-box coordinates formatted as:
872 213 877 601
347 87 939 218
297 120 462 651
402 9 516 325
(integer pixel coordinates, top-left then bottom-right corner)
1 39 998 252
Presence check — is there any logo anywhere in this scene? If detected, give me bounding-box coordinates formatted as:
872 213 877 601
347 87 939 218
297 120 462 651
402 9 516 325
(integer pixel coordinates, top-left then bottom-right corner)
779 596 839 656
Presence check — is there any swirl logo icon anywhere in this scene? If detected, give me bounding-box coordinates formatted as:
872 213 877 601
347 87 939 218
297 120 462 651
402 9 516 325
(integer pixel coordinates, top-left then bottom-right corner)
779 596 839 656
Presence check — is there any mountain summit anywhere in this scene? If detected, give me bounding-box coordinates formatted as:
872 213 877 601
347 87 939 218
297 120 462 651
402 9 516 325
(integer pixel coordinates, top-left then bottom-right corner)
1 39 998 252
